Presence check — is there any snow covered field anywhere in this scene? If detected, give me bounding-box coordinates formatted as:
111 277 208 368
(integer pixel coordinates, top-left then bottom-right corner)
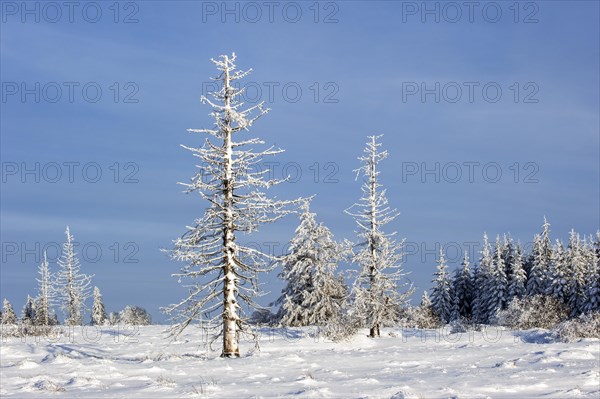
1 325 598 398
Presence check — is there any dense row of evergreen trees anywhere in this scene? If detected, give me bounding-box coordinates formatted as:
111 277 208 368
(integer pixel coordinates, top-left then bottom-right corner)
274 202 599 331
429 219 599 324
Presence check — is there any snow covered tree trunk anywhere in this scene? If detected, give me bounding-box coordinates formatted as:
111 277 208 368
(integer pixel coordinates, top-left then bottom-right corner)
221 59 240 357
367 141 379 338
66 228 78 324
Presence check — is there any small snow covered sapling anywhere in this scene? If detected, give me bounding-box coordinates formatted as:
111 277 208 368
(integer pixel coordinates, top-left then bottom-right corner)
2 299 17 325
119 305 151 325
91 287 107 326
276 200 347 327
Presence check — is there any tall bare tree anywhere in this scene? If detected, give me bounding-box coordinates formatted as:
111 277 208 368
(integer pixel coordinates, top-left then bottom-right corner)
164 53 298 357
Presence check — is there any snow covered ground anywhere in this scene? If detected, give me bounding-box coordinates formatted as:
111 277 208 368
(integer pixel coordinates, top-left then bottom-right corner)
1 325 598 398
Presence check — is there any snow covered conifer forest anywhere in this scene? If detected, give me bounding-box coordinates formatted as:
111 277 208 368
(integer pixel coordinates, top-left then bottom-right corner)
2 4 599 393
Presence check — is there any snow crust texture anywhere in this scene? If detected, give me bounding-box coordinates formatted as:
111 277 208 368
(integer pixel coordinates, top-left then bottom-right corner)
1 325 598 398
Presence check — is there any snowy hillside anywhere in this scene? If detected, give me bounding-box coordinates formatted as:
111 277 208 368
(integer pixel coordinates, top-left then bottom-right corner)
1 325 598 398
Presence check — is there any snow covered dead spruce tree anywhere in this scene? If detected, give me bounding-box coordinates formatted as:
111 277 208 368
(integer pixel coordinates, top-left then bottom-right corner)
165 53 299 357
346 135 414 338
56 227 93 326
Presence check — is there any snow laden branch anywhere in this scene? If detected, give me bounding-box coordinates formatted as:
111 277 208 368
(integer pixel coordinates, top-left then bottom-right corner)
163 53 301 357
345 135 414 338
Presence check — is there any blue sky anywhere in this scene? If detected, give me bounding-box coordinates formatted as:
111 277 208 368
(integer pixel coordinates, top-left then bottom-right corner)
1 1 598 323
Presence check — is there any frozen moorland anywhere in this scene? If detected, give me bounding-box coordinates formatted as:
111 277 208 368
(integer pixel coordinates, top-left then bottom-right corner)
0 325 598 398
